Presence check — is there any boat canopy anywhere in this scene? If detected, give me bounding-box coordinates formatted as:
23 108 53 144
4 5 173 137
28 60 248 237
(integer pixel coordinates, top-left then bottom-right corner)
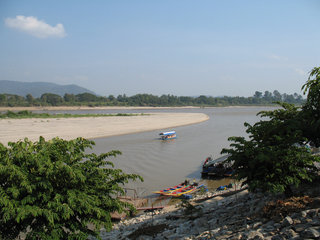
159 131 176 136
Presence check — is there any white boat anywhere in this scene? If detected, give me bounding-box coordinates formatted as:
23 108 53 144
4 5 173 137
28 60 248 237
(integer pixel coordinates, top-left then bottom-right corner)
159 131 177 140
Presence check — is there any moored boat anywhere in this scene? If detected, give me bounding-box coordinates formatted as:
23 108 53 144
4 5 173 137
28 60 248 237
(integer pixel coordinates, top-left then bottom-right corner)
153 183 186 194
159 131 177 140
163 184 204 197
201 155 234 178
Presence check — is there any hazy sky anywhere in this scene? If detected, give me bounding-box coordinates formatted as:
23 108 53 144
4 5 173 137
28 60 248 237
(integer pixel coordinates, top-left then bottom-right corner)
1 1 319 97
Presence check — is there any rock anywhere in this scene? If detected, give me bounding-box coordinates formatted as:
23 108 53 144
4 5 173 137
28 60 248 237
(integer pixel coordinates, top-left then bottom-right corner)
293 219 301 225
176 223 191 235
301 227 320 239
283 229 298 238
303 218 313 224
247 230 264 240
263 237 273 240
262 225 275 233
253 221 263 229
136 235 153 240
306 209 318 218
294 223 311 233
99 187 320 240
300 211 307 218
209 227 221 235
215 234 232 240
166 233 186 239
161 229 175 238
310 218 320 226
274 223 281 229
271 235 286 240
193 217 208 234
282 216 293 227
233 232 243 240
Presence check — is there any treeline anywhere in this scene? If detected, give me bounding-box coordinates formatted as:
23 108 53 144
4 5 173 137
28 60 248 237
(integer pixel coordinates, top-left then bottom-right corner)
0 90 304 107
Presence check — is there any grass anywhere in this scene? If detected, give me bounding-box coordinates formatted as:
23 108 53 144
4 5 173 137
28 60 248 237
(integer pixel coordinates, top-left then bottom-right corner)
0 110 147 119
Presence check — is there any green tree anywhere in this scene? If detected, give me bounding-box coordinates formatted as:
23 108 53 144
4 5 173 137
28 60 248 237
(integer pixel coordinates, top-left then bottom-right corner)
273 90 282 102
64 93 76 103
26 94 34 105
0 137 142 239
76 93 98 102
263 91 272 101
108 95 115 102
253 91 263 98
40 93 63 106
301 67 320 147
222 67 320 196
222 103 319 196
0 94 7 106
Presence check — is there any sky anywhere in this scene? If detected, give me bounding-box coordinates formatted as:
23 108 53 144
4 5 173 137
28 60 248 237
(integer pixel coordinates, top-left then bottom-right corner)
0 1 319 97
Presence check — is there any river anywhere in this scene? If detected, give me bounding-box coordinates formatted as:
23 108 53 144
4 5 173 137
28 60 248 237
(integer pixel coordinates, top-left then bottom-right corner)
48 106 273 196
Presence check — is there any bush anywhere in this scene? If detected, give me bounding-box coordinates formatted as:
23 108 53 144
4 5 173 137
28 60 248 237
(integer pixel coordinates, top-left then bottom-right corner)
0 137 142 239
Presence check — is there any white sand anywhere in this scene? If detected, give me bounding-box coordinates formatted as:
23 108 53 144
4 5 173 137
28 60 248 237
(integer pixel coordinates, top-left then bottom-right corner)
0 113 209 144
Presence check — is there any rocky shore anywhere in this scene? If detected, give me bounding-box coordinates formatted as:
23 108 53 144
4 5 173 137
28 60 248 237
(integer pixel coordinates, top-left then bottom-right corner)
92 182 320 240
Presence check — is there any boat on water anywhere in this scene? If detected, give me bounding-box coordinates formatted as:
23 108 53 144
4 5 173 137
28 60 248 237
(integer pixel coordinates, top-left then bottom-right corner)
163 184 204 197
153 182 186 194
159 131 177 140
201 155 234 178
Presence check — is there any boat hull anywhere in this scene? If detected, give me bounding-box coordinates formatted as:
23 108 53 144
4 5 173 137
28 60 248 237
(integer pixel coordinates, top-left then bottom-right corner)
153 183 184 194
163 184 204 197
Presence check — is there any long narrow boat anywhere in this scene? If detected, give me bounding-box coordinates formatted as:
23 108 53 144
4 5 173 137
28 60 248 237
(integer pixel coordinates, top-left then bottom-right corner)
163 184 203 197
159 131 177 140
153 183 186 194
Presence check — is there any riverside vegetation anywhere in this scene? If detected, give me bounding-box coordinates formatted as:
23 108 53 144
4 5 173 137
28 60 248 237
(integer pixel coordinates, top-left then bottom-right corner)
0 137 143 239
0 90 304 107
0 67 319 239
0 110 145 119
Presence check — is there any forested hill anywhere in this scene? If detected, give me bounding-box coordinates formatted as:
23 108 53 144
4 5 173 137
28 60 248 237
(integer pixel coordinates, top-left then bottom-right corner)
0 80 95 98
0 90 304 107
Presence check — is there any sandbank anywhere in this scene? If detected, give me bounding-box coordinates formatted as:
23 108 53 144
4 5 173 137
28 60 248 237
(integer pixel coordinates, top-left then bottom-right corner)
0 106 198 112
0 113 209 145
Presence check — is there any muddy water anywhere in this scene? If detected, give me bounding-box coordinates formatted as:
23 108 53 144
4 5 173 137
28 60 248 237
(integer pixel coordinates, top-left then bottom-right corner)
80 106 276 196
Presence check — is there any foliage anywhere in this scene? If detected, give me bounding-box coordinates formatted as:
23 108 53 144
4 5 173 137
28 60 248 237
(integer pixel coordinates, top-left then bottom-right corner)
222 67 320 197
0 90 304 107
0 110 143 119
301 67 320 147
222 103 319 196
0 137 143 239
40 93 63 106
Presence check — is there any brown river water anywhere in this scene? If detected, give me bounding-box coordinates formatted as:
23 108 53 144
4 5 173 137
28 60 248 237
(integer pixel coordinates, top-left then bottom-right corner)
40 106 276 197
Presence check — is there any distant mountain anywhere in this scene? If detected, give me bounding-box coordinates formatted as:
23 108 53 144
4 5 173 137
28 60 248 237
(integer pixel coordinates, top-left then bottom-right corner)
0 80 95 98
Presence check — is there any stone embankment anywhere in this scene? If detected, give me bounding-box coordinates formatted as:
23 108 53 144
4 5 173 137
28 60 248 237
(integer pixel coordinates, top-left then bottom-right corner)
93 184 320 240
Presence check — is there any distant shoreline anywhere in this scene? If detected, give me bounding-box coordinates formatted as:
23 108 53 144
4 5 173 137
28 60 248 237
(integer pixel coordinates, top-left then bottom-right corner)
0 112 209 145
0 106 199 111
0 105 276 112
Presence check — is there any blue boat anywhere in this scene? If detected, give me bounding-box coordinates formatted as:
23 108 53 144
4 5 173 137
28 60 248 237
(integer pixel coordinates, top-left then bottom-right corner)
159 131 177 140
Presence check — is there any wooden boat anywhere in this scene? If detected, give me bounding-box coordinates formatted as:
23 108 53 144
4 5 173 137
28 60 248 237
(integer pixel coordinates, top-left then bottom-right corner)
163 184 204 197
159 131 177 140
153 183 185 194
201 155 234 178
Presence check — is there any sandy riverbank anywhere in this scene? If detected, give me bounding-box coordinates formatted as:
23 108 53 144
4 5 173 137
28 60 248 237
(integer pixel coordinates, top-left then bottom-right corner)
0 112 209 145
0 106 199 111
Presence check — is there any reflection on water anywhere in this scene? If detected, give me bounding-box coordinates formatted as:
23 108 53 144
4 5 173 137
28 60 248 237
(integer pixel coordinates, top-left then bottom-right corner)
89 107 276 196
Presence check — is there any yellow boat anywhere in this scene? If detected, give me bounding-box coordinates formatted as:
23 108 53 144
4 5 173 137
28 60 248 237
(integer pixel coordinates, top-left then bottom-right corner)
163 184 203 197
